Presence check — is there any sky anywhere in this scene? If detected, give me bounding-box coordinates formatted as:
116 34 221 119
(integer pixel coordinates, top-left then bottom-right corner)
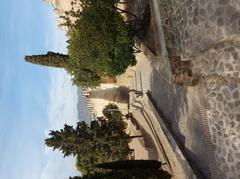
0 0 81 178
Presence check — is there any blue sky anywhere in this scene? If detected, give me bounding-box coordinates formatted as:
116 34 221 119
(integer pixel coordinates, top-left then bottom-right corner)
0 0 80 178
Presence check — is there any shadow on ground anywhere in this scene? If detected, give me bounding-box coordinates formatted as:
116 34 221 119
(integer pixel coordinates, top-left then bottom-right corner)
126 0 156 54
148 68 210 178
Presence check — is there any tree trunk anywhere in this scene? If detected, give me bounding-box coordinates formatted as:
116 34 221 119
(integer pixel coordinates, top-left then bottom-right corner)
114 7 140 21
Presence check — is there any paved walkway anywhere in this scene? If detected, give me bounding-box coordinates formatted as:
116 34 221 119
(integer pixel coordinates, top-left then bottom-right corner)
156 0 240 57
130 95 195 179
155 0 240 178
130 52 210 178
127 0 240 178
201 77 240 179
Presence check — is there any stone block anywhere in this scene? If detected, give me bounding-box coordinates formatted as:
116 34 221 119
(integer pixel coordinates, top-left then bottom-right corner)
232 90 239 99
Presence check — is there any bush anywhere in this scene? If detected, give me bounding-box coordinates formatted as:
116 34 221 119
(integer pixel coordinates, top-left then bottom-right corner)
66 66 101 88
95 160 163 170
72 167 172 179
102 103 122 120
67 0 136 78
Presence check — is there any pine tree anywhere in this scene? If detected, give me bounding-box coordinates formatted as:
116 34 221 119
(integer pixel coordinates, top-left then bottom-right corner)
25 51 68 68
70 167 172 179
45 124 79 157
45 114 132 174
95 160 163 170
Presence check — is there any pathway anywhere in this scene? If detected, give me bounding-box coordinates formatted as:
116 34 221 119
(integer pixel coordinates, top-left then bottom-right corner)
130 52 210 178
127 0 240 178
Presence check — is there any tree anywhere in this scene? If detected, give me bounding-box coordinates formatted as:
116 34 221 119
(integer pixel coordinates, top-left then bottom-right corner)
25 51 101 88
66 66 101 88
70 167 172 179
95 160 163 170
45 124 81 157
45 107 132 174
73 160 171 179
60 0 140 28
66 0 136 77
25 51 68 68
102 104 142 139
25 0 138 88
75 117 131 174
102 103 122 120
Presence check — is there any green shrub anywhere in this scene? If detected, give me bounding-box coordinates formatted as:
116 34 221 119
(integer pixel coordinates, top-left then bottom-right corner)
67 0 136 77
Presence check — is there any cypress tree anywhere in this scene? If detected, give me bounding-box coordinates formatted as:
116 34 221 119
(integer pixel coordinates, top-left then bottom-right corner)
95 160 163 170
25 51 68 68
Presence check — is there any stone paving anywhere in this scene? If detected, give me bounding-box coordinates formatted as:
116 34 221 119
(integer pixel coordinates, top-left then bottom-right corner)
154 0 240 178
130 95 196 179
184 6 240 179
201 77 240 179
131 53 210 178
127 0 240 178
159 0 240 57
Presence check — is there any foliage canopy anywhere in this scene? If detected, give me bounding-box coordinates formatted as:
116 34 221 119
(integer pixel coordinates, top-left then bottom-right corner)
25 51 68 68
25 0 137 88
70 159 172 179
45 105 131 174
66 0 136 77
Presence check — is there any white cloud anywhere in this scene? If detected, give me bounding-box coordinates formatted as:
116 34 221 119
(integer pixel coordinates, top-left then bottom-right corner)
48 69 78 129
39 6 81 178
41 69 80 179
40 151 79 179
45 10 68 53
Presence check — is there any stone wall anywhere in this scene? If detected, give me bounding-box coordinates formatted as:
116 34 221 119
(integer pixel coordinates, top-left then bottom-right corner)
170 0 240 56
190 35 240 78
203 77 240 178
189 34 240 178
178 3 240 177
